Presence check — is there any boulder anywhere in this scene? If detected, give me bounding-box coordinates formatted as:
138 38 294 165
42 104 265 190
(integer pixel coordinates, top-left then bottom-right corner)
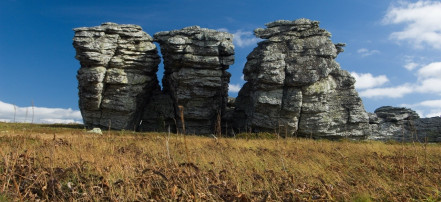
73 22 160 130
374 106 419 122
233 19 370 138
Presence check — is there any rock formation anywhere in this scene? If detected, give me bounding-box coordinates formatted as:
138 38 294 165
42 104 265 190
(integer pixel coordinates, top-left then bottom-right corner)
72 21 440 142
73 22 160 130
369 106 441 142
233 19 370 138
154 26 234 134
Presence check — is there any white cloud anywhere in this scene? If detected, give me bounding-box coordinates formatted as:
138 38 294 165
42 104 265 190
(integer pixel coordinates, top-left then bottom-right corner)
0 100 82 124
217 28 229 33
233 30 261 48
359 84 414 98
357 48 380 57
401 99 441 117
357 62 441 99
404 62 419 71
417 62 441 78
383 1 441 49
228 84 242 93
240 74 244 81
350 72 389 89
217 28 261 48
415 78 441 93
41 119 81 124
414 62 441 94
418 99 441 108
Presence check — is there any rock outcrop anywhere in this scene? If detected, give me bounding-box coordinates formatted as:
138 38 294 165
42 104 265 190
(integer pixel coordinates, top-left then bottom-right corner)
154 26 234 134
73 22 160 130
369 106 441 142
233 19 370 138
72 21 441 142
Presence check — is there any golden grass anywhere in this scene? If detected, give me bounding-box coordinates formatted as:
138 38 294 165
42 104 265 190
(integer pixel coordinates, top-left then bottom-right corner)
0 122 440 201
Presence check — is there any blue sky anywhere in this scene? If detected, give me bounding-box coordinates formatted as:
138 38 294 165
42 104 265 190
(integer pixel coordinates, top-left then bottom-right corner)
1 0 441 123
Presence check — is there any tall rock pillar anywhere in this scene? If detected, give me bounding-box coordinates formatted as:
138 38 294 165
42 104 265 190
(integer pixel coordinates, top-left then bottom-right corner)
154 26 234 134
234 19 370 138
73 22 160 130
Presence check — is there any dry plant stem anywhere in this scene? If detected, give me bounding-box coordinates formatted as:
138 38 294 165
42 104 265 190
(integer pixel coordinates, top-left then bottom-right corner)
2 154 10 192
108 120 111 135
178 105 196 198
178 105 185 135
166 126 171 164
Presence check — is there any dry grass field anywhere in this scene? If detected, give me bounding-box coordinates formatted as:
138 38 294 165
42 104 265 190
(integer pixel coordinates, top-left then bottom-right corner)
0 122 441 201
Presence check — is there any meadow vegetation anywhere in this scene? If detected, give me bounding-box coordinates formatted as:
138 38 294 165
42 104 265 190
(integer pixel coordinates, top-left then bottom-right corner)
0 122 440 201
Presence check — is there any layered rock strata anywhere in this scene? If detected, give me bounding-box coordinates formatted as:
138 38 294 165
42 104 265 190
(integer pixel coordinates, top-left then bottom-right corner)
233 19 370 138
73 22 160 130
369 106 441 142
154 26 234 134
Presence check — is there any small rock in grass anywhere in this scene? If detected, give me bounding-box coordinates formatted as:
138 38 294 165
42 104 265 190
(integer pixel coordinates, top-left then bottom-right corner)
88 128 102 135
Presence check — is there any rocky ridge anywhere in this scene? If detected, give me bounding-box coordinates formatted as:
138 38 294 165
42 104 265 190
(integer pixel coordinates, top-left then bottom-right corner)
369 106 441 142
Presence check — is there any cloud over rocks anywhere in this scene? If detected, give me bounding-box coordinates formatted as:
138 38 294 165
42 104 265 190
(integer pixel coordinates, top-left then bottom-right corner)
218 28 261 48
228 83 242 93
383 0 441 49
233 30 261 48
356 62 441 99
402 99 441 117
359 84 414 98
0 100 82 124
351 72 389 89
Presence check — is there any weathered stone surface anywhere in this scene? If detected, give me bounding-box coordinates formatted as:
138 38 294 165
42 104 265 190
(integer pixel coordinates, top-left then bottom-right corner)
73 22 160 130
414 117 441 142
369 106 441 142
233 19 370 138
154 26 234 134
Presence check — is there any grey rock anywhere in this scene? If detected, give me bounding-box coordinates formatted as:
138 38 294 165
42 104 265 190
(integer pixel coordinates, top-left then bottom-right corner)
73 22 160 130
233 19 370 138
154 26 234 134
374 106 419 122
414 117 441 142
87 128 103 134
369 106 441 142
